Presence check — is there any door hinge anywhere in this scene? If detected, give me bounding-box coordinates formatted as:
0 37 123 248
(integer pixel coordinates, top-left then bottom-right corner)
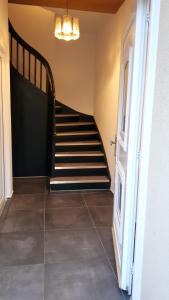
137 151 141 160
146 13 150 23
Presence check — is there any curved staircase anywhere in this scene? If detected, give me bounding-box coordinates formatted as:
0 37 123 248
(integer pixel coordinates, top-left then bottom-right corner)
50 101 110 191
9 21 111 191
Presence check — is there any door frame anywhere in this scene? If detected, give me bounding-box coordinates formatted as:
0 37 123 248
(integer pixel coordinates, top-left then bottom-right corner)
0 43 13 203
113 0 152 291
113 0 161 297
0 56 5 214
132 1 161 299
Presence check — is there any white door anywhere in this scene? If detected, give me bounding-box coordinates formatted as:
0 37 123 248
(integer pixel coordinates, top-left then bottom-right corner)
0 58 5 209
112 19 136 293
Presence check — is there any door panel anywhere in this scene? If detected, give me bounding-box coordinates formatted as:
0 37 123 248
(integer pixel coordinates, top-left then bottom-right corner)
112 19 135 292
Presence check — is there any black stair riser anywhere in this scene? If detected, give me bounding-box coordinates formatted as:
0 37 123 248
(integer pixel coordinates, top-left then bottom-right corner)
55 145 102 152
55 116 80 123
55 108 62 114
54 156 105 163
55 110 93 122
53 168 107 176
50 182 110 191
56 125 96 132
55 134 99 142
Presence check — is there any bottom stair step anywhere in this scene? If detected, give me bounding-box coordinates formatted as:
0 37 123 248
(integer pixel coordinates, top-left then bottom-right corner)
50 176 110 184
50 176 110 191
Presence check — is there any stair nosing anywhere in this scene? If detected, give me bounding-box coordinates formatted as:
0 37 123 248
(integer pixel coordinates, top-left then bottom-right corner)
55 114 80 117
55 151 104 157
54 162 107 169
50 176 110 184
55 131 98 136
55 141 101 146
55 122 94 127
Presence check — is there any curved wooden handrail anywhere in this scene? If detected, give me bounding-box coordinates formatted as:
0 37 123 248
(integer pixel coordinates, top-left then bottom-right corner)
9 21 55 97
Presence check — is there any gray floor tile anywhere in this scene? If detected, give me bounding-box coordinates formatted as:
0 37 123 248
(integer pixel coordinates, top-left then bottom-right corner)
13 178 47 194
9 194 45 211
0 209 44 233
0 231 44 266
46 192 84 209
97 227 116 265
89 206 113 227
0 264 44 300
0 200 11 228
83 191 113 206
45 258 123 300
45 207 93 230
45 229 104 264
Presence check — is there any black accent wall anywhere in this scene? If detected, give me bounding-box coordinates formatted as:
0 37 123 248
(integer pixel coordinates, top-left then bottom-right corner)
10 66 49 177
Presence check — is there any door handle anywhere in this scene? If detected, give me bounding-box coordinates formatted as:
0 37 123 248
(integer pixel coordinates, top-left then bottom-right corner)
110 136 117 156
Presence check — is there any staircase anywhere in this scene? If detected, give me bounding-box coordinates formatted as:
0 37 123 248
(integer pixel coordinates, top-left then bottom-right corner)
9 21 110 191
50 101 110 191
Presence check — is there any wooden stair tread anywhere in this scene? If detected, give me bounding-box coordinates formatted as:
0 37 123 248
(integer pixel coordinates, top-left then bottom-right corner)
55 151 104 157
50 176 110 184
54 162 107 169
55 141 101 146
56 131 98 136
56 122 94 126
55 114 80 117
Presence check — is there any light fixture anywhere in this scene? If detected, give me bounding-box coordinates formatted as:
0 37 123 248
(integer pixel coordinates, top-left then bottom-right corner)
54 0 80 41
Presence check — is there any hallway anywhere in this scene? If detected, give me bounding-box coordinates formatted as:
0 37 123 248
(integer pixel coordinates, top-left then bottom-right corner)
0 178 128 299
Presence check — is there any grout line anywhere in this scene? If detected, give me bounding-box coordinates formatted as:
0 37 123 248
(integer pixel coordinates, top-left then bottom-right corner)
82 193 127 300
45 205 85 210
45 206 89 211
41 227 95 232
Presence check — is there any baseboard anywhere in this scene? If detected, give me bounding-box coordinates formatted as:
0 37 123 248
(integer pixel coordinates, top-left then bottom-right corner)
0 198 8 216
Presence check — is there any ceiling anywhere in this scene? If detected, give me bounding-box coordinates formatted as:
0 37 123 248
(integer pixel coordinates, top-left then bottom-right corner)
8 0 125 14
44 7 113 34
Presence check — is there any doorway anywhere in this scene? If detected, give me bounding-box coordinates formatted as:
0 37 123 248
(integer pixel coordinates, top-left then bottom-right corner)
112 0 151 296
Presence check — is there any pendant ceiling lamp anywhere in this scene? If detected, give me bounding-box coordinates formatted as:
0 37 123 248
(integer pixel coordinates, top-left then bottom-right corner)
54 0 80 41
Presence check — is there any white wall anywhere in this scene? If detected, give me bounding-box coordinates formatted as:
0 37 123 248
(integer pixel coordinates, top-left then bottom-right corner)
0 0 13 198
8 4 95 115
94 0 136 190
140 2 169 299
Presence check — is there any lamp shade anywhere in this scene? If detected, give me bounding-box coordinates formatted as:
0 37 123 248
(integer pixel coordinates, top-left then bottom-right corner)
54 15 80 41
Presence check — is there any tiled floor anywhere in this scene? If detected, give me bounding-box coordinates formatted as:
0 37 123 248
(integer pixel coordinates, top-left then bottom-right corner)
0 178 129 300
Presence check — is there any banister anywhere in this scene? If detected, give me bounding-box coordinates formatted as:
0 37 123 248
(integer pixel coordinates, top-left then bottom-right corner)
9 21 55 97
9 20 56 177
